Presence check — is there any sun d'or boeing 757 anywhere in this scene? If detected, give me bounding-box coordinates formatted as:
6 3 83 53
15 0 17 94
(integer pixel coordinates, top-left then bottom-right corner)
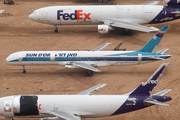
0 63 172 120
29 0 180 35
6 26 170 76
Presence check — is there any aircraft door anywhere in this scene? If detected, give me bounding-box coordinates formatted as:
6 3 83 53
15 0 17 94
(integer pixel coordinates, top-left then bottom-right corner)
18 57 22 62
138 54 142 62
50 53 55 62
42 12 50 23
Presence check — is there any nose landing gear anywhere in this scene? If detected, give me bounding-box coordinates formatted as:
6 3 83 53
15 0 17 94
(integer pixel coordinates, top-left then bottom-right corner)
54 25 58 33
23 65 26 74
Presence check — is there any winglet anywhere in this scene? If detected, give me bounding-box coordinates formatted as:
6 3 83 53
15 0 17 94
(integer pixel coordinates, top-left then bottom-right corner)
126 63 169 96
139 26 169 53
91 43 111 51
77 84 107 95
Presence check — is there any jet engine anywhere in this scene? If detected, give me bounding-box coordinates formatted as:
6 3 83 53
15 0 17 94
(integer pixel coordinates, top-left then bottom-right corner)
98 25 114 34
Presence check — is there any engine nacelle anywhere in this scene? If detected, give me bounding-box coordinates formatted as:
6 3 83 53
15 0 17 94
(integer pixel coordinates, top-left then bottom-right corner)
164 0 180 4
65 64 76 68
98 25 114 34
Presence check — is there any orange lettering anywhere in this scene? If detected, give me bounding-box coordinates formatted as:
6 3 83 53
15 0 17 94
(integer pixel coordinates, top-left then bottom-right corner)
77 10 83 20
39 104 42 110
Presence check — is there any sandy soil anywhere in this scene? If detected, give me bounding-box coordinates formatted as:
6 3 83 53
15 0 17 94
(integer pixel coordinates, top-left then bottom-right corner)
0 0 180 120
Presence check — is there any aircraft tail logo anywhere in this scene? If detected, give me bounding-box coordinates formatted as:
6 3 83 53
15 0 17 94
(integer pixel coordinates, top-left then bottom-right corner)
128 63 169 96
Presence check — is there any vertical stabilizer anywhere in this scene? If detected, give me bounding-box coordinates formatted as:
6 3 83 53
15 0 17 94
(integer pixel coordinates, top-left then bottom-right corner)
127 63 169 96
140 26 169 53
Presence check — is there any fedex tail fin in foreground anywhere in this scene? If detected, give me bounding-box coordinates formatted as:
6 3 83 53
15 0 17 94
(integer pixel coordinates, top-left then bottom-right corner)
128 63 169 96
140 26 169 53
112 63 171 115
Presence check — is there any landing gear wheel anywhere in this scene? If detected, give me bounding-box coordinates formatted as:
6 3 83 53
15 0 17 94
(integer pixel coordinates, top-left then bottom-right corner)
54 25 58 33
85 72 93 77
85 73 89 77
122 30 132 36
103 0 107 2
23 70 26 74
55 29 58 33
98 0 103 2
89 72 93 77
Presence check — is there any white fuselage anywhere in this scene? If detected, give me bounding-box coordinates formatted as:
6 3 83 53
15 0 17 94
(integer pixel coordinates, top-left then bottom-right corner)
0 95 128 118
29 5 163 25
6 51 169 67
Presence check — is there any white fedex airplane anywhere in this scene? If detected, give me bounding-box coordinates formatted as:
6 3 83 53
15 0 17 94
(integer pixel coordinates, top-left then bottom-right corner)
6 26 171 76
0 63 172 120
28 0 180 35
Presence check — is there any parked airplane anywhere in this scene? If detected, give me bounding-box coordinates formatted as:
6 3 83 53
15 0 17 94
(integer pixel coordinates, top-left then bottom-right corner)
6 26 170 76
29 0 179 35
0 63 172 120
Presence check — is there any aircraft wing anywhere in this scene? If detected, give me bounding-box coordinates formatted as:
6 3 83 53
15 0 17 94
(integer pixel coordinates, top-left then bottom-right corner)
46 111 81 120
142 1 160 5
71 62 101 72
77 84 107 95
91 43 110 51
153 89 172 96
0 10 4 14
144 98 170 106
101 19 159 33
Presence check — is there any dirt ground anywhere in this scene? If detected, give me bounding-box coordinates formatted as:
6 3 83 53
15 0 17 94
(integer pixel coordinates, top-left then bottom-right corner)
0 0 180 120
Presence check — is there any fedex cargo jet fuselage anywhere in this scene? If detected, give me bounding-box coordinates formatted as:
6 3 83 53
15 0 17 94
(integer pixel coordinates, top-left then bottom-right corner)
29 0 180 34
0 64 172 120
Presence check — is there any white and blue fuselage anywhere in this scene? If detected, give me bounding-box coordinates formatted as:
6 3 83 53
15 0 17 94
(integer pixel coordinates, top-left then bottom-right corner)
6 51 170 66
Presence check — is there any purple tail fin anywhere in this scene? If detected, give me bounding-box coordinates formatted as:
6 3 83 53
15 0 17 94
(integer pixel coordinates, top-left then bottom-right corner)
128 63 169 96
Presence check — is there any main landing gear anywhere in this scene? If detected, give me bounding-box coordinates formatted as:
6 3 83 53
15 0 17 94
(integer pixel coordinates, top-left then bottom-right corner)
54 25 58 33
122 29 132 36
98 0 107 2
23 65 26 74
85 70 93 77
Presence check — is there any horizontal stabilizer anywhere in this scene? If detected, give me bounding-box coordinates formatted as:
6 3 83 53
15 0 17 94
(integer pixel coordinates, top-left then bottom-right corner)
77 84 107 95
153 89 172 96
147 56 166 60
157 48 169 54
91 43 110 51
144 98 170 106
71 62 101 72
142 1 160 5
171 11 180 15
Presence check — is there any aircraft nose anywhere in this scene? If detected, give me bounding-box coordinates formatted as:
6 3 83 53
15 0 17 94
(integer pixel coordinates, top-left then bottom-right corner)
29 13 34 20
6 56 10 64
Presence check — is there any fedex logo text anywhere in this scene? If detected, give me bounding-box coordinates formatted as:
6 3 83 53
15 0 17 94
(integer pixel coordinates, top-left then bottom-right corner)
57 10 91 20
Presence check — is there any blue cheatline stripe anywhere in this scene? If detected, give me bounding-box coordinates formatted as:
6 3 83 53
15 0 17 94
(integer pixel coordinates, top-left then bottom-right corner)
8 56 170 63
